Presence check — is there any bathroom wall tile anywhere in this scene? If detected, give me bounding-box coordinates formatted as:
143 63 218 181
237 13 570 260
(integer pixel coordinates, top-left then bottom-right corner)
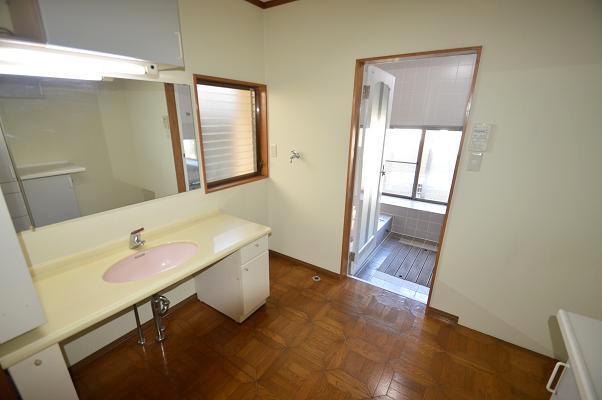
419 220 430 231
408 218 419 230
379 200 446 242
427 231 439 242
428 212 444 223
427 222 441 234
379 203 396 215
416 230 429 240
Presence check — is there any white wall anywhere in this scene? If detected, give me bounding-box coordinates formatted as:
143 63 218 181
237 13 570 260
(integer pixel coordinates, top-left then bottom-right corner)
122 80 178 197
381 54 476 128
264 0 602 357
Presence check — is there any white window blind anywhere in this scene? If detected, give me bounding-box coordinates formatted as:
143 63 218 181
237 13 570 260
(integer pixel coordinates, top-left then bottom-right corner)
196 84 258 184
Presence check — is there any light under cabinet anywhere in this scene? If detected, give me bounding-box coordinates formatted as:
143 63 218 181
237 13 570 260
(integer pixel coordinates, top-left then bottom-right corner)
0 38 158 81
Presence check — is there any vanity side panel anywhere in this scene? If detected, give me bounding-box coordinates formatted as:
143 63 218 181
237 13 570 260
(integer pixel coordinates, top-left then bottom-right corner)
8 344 77 400
0 193 46 343
195 253 243 321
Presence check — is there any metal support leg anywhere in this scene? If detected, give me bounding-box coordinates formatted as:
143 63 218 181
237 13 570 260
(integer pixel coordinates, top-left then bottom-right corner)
133 304 145 345
151 294 168 342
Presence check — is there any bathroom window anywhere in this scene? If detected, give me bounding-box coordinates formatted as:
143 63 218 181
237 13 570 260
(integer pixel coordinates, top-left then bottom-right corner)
194 75 268 193
382 128 462 204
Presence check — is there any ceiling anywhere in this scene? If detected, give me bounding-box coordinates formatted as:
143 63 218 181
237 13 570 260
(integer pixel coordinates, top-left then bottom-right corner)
245 0 298 9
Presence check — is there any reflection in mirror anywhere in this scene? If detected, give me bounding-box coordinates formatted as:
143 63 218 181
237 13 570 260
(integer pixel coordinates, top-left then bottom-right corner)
0 76 200 232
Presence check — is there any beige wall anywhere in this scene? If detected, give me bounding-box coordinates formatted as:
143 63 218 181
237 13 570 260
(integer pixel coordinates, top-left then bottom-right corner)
263 0 602 357
18 0 267 266
99 79 178 197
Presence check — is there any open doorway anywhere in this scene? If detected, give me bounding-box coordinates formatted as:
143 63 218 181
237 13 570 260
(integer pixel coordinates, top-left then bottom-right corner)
342 47 481 304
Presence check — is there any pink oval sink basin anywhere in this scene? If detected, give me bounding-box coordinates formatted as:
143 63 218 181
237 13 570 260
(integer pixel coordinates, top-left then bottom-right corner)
103 242 198 283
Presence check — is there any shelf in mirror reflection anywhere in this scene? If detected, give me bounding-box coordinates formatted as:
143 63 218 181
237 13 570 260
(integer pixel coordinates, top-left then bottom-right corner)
17 161 86 180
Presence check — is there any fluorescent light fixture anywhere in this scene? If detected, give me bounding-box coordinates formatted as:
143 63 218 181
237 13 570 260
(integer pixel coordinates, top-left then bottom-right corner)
0 39 157 81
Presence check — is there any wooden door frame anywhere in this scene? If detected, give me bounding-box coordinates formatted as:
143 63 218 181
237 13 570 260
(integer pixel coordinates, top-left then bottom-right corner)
164 83 187 193
339 46 483 308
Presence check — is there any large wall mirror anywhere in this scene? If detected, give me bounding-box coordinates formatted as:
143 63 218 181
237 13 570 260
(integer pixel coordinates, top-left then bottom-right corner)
0 76 201 232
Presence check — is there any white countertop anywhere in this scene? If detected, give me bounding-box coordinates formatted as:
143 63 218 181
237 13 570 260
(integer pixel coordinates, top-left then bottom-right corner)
17 161 86 180
557 309 602 400
0 213 271 368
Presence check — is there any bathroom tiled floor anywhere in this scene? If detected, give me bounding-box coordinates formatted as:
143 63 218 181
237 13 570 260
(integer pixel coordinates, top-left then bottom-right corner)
354 233 435 304
71 254 556 399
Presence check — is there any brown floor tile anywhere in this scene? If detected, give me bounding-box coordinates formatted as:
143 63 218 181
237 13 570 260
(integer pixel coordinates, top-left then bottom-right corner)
71 254 556 400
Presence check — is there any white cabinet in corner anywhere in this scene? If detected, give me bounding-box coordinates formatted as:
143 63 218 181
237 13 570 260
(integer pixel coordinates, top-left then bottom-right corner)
9 344 78 400
9 0 184 68
195 236 270 323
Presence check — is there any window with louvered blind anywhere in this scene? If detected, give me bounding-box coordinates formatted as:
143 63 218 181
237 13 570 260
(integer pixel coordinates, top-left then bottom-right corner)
194 75 268 192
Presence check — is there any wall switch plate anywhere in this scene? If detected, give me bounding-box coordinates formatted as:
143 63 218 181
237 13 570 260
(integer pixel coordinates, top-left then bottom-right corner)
270 144 277 158
469 123 492 152
467 152 483 172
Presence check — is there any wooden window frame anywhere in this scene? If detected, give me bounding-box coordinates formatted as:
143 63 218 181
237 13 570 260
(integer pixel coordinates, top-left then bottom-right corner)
164 83 187 193
193 74 269 194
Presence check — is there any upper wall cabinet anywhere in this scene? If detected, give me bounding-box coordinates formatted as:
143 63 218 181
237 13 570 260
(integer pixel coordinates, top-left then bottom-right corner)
6 0 184 68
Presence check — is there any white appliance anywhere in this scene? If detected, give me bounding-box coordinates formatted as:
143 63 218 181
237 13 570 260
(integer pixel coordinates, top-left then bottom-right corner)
547 310 602 399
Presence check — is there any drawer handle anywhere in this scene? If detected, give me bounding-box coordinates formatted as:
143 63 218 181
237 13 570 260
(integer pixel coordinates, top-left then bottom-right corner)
34 359 42 366
254 243 259 247
546 361 568 393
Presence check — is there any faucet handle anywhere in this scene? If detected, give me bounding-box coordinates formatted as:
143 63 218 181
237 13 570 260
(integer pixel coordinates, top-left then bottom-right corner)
131 227 144 235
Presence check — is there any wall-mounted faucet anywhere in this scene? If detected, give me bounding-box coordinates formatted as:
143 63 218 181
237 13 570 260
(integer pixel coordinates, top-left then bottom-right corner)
129 227 145 249
289 149 301 164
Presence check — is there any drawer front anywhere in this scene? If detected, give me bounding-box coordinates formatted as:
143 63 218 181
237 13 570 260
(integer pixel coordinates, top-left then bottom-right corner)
240 235 268 264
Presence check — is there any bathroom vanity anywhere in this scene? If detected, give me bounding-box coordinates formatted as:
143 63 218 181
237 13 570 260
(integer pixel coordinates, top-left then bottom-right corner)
0 212 271 400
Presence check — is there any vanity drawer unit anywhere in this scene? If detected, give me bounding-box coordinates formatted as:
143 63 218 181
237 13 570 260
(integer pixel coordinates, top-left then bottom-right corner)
195 235 270 323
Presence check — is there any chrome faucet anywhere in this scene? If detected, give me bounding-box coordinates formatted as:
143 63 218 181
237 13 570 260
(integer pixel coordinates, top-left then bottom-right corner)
289 149 301 163
129 227 145 249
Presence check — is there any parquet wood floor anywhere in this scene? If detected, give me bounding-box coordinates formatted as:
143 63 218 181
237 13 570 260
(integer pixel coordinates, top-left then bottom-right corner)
71 254 556 399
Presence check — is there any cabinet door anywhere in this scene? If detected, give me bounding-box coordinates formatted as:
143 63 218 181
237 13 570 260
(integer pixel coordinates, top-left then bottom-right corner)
241 252 269 317
195 252 243 321
36 0 183 66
